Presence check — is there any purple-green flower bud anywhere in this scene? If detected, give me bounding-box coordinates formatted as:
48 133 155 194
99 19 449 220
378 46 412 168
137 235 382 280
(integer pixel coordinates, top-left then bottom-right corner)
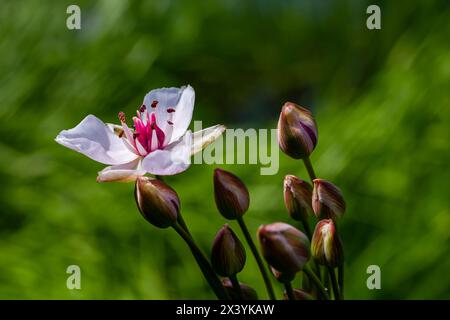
283 288 314 300
211 224 246 277
270 266 295 283
277 102 318 159
222 279 258 300
312 179 346 220
134 176 179 228
258 222 310 274
213 168 249 220
283 175 313 222
311 219 343 268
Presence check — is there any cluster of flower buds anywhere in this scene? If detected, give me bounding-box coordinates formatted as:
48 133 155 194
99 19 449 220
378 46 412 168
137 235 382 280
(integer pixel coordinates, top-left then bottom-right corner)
211 224 246 277
277 101 347 300
130 97 348 300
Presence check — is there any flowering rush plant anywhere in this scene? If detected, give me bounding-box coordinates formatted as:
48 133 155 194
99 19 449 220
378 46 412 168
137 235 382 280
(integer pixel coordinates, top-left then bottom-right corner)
56 86 347 300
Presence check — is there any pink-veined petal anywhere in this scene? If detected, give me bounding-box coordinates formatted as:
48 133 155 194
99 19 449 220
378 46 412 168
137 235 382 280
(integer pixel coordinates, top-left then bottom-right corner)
142 85 195 144
141 130 193 176
55 115 138 165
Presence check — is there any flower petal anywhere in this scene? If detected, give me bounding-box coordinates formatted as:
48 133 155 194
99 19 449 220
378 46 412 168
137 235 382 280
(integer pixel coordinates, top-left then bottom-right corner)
141 131 193 175
97 158 145 183
191 124 226 155
143 85 195 144
56 115 138 165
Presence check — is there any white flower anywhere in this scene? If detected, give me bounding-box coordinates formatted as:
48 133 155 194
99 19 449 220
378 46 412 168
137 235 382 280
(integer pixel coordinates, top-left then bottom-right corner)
55 85 225 182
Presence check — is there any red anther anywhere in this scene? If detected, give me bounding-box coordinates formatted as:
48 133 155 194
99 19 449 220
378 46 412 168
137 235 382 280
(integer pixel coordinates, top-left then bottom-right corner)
167 108 175 113
167 120 173 125
139 105 146 112
151 100 158 108
118 111 126 123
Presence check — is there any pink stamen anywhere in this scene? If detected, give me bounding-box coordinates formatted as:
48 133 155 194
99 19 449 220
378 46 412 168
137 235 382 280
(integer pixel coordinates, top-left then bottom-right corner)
118 106 168 156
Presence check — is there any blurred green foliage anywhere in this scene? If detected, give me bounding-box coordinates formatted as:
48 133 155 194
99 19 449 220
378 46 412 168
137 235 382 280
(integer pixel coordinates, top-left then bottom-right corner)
0 0 449 299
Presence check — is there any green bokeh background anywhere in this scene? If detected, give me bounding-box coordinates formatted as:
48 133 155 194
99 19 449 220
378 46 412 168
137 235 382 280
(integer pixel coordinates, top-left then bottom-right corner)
0 0 449 299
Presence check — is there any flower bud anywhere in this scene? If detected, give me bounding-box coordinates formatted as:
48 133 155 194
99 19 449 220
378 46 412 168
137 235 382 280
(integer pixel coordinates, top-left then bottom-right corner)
213 169 249 220
312 179 345 220
222 279 258 300
283 175 313 222
270 266 295 283
211 224 246 277
283 288 314 300
277 102 318 159
311 219 343 268
258 222 310 274
134 176 179 228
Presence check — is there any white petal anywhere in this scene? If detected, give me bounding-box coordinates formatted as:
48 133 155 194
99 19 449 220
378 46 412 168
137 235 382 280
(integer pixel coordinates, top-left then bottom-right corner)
56 115 138 165
143 85 195 144
96 158 145 183
141 131 193 175
191 124 226 155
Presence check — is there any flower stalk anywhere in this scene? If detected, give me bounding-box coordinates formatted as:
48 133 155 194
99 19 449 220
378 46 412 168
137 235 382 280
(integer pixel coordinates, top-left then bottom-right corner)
327 266 341 300
284 281 296 301
303 266 329 300
228 274 244 300
237 216 276 300
172 223 229 300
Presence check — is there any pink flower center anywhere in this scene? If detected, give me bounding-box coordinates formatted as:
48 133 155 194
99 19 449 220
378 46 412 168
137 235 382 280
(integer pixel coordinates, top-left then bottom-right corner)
118 101 175 157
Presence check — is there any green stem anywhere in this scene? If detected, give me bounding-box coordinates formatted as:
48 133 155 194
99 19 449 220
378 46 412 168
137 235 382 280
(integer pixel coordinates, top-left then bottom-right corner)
172 223 228 300
236 216 276 300
229 274 243 300
302 157 317 181
327 266 340 300
176 213 191 236
303 266 329 300
284 281 296 300
338 263 344 299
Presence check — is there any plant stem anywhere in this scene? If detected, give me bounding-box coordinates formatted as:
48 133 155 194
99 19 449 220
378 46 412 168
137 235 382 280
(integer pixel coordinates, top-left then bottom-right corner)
303 266 329 300
284 281 296 300
172 223 228 300
301 219 312 239
302 157 317 181
236 216 276 300
176 213 191 236
327 266 340 300
338 263 344 299
229 274 243 300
